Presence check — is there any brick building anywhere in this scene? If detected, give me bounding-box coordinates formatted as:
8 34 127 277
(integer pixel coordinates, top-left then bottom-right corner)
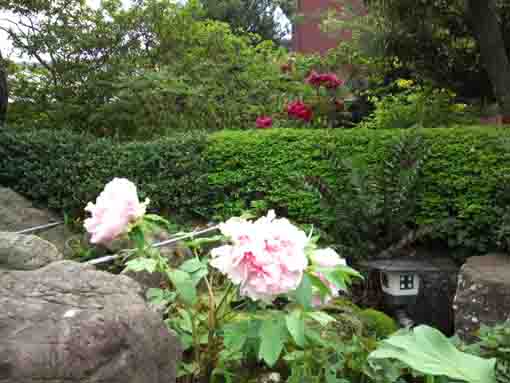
292 0 364 54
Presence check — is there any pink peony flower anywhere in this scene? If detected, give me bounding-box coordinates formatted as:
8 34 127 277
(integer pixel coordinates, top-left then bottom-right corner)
210 210 309 302
256 116 273 128
309 248 346 307
287 100 313 122
84 178 150 245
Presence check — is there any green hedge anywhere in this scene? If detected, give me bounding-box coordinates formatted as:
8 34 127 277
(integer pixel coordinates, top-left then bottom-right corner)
1 127 509 254
0 129 209 218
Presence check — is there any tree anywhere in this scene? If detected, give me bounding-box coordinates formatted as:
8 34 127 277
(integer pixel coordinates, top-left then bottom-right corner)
331 0 510 111
199 0 289 42
467 0 510 115
0 52 8 125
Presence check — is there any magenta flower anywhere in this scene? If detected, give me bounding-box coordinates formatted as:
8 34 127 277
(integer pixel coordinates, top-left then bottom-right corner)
306 71 343 89
256 116 273 128
287 100 313 122
84 178 149 244
210 211 309 302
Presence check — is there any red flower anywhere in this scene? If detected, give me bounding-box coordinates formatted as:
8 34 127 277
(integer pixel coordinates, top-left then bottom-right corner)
322 73 343 89
256 116 273 128
287 101 313 122
306 71 343 89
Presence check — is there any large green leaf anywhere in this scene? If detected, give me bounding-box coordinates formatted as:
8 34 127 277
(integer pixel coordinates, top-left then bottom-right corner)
258 317 287 367
286 310 305 347
369 325 497 383
293 273 313 310
167 269 197 305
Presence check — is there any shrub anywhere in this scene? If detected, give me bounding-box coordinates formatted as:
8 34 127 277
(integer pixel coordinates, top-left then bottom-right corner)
359 309 398 338
0 129 209 219
0 126 509 256
360 80 476 130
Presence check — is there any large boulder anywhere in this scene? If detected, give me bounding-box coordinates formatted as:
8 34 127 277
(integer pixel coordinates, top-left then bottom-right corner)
0 187 70 254
0 231 63 270
0 260 181 383
454 254 510 341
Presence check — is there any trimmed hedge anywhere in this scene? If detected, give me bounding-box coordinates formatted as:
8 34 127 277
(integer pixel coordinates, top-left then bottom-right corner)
0 129 209 218
1 127 509 254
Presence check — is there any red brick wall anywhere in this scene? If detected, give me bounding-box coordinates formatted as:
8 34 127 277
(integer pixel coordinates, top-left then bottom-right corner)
292 0 363 55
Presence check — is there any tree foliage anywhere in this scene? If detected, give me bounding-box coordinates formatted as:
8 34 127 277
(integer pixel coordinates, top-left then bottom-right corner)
1 0 303 137
327 0 510 106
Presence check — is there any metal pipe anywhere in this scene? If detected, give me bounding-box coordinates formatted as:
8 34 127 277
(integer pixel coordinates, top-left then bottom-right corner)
15 221 64 235
86 225 220 266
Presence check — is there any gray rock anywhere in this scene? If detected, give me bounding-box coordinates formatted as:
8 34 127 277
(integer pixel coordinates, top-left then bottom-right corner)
0 187 71 255
454 254 510 341
0 260 182 383
0 231 63 270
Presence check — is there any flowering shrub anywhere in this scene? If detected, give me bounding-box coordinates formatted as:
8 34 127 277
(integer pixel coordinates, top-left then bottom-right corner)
82 178 502 382
84 178 364 382
251 61 351 129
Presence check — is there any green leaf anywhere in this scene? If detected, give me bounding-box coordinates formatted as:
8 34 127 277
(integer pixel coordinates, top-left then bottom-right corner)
143 214 174 231
316 265 362 292
306 311 337 327
129 225 146 250
222 320 250 352
167 269 197 305
179 258 209 286
369 325 497 383
293 273 313 310
124 258 157 273
146 288 176 305
283 350 305 361
286 310 305 347
258 317 286 367
308 271 331 301
177 308 193 333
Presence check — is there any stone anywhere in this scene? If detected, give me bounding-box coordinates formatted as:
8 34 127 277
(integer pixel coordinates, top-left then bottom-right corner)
0 260 181 383
0 231 63 270
0 187 71 255
454 254 510 341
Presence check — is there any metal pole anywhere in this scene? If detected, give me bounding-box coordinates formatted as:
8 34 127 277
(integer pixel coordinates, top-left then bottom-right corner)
85 225 220 266
15 221 64 235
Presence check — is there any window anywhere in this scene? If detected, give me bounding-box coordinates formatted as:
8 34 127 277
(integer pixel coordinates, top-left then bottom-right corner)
400 274 414 290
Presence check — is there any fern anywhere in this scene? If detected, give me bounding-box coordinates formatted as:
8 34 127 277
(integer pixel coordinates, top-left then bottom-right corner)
307 129 431 260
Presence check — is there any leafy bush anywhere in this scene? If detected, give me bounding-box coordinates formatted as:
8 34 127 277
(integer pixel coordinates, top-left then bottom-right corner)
1 126 509 256
0 129 209 218
473 321 510 383
359 309 398 339
360 80 476 130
